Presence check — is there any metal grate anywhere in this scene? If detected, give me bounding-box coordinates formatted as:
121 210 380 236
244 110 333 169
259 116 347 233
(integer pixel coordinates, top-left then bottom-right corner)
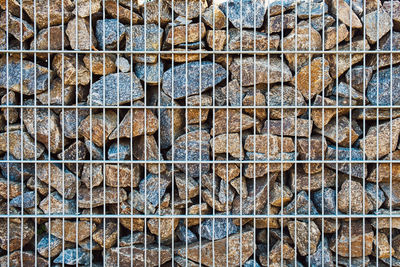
0 0 399 266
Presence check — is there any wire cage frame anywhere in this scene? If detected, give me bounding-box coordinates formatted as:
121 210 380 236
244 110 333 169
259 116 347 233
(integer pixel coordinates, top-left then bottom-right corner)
0 0 399 266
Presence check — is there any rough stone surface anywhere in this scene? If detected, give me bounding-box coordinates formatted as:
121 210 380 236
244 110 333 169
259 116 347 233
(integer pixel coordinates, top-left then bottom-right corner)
218 0 267 28
367 65 400 106
66 17 97 50
338 180 373 214
288 220 321 257
363 11 392 44
96 19 126 50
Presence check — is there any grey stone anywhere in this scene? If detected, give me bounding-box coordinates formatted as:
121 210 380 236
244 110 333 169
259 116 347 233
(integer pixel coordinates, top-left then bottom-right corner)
199 218 238 240
108 140 131 160
162 61 226 99
37 235 63 258
282 191 319 216
139 173 171 207
365 183 386 209
345 66 374 92
297 2 328 19
57 140 88 175
326 145 367 179
85 140 104 160
0 130 45 160
120 233 155 246
66 17 97 51
363 10 392 44
168 0 207 19
0 154 35 181
89 73 144 106
60 105 90 140
81 163 103 189
367 65 400 106
129 190 156 214
177 223 198 243
39 191 76 214
9 191 36 208
218 0 267 28
0 12 34 42
267 85 307 119
116 57 131 73
332 82 364 104
134 61 164 84
312 188 337 215
307 239 334 267
96 19 126 50
53 248 92 265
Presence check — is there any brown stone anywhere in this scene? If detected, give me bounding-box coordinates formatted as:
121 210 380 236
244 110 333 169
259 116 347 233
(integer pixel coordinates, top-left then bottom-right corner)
36 78 76 105
230 56 292 86
360 118 400 159
268 85 307 119
31 25 69 57
269 182 293 207
52 54 91 86
244 134 294 155
81 163 103 188
202 5 226 29
288 220 321 256
83 53 116 75
175 172 199 199
0 220 34 251
315 115 359 147
143 0 170 25
254 204 280 228
207 30 226 51
290 168 336 192
211 109 260 136
147 207 180 239
264 118 313 137
297 135 327 174
230 176 248 198
167 0 207 19
243 91 267 120
93 221 118 248
78 110 118 147
74 0 101 17
176 231 254 266
311 95 349 129
325 24 349 50
329 0 362 28
166 23 206 45
215 162 240 182
77 186 127 208
363 11 392 44
368 150 400 183
210 133 243 159
161 49 208 62
0 12 33 42
228 29 280 51
105 164 141 188
383 0 400 30
105 1 143 24
202 189 228 212
133 135 166 174
338 180 373 214
117 201 145 231
331 220 374 257
281 26 322 70
39 192 76 214
374 232 394 259
109 105 158 140
0 130 44 160
187 95 212 124
0 251 47 266
266 242 295 263
267 14 295 33
120 233 155 246
46 219 95 243
105 244 171 266
345 66 374 92
66 17 97 50
186 203 210 227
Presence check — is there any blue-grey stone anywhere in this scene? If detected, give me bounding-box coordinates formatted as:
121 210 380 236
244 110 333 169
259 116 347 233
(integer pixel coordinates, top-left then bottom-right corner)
365 183 386 209
139 173 171 207
89 73 144 106
218 0 267 28
9 191 36 208
96 19 126 50
108 140 131 160
199 218 238 240
367 65 400 106
85 140 104 160
326 145 367 179
162 61 226 99
297 2 328 19
0 154 35 181
312 188 337 215
307 239 334 267
37 235 62 258
244 259 262 267
283 191 319 216
177 223 198 243
134 61 164 84
53 248 92 265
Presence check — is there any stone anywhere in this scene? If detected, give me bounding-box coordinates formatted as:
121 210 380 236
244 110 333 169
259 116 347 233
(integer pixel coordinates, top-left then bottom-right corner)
228 29 280 51
0 57 53 95
168 0 207 19
331 220 374 257
96 19 126 50
9 191 36 208
288 220 321 256
218 0 266 28
368 150 400 183
108 140 131 160
363 11 392 44
53 248 92 265
109 106 158 140
186 95 212 124
37 235 63 258
58 140 88 174
52 54 90 86
81 164 103 189
326 145 367 179
281 26 322 70
78 110 118 147
0 251 47 267
315 115 359 147
66 17 97 50
202 5 226 30
116 57 131 73
260 242 295 264
0 130 44 159
161 49 208 62
133 135 166 174
366 65 400 106
139 172 171 207
85 140 104 160
134 61 164 84
186 203 210 226
1 91 18 123
365 183 386 209
297 2 328 19
330 0 362 28
345 66 373 92
207 30 226 51
215 162 240 181
105 164 140 188
39 192 76 214
307 239 334 267
117 201 145 231
105 244 172 266
83 53 116 75
269 182 293 207
105 1 143 24
0 12 33 42
92 221 118 248
31 25 69 56
22 0 74 29
176 231 254 266
290 168 336 192
267 85 307 119
370 31 400 69
162 61 226 99
74 0 101 17
175 172 199 199
381 182 400 209
360 118 400 159
177 223 198 243
210 133 243 159
212 109 259 136
312 188 337 215
45 219 95 243
36 78 76 106
147 207 180 239
216 79 241 106
60 106 90 140
264 118 313 137
338 180 373 214
383 0 400 30
325 24 349 50
143 0 171 25
89 73 144 106
332 82 365 105
297 135 327 174
77 186 127 208
159 94 185 149
374 232 394 259
326 38 370 78
0 178 23 200
125 24 164 63
230 56 292 86
0 220 34 251
199 218 238 240
166 22 206 45
282 191 319 216
242 91 267 120
218 178 235 207
267 14 295 33
309 14 336 31
311 95 349 129
37 162 79 199
120 233 155 246
292 57 332 100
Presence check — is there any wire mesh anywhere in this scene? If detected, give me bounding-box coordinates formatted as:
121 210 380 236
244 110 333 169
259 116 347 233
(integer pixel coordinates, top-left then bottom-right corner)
0 0 399 266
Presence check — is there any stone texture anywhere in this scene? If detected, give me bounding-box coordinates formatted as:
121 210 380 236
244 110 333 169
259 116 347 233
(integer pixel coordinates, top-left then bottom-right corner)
218 0 267 28
315 115 359 147
212 109 259 136
338 180 373 214
45 219 95 243
268 85 307 119
345 66 374 92
105 1 143 24
105 244 171 266
288 220 321 256
202 5 226 29
147 207 180 239
326 145 367 179
39 192 76 214
228 29 280 51
175 172 199 199
105 164 140 188
264 118 313 137
0 220 34 251
0 12 34 42
297 2 328 19
166 23 206 45
363 10 392 44
74 0 101 17
367 65 400 106
325 24 349 50
38 235 63 258
77 186 127 208
267 14 295 33
210 133 243 159
0 130 44 160
96 19 126 50
207 30 227 51
93 221 118 248
133 135 166 174
66 17 97 50
53 248 92 265
52 54 90 86
83 54 116 75
330 0 362 28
